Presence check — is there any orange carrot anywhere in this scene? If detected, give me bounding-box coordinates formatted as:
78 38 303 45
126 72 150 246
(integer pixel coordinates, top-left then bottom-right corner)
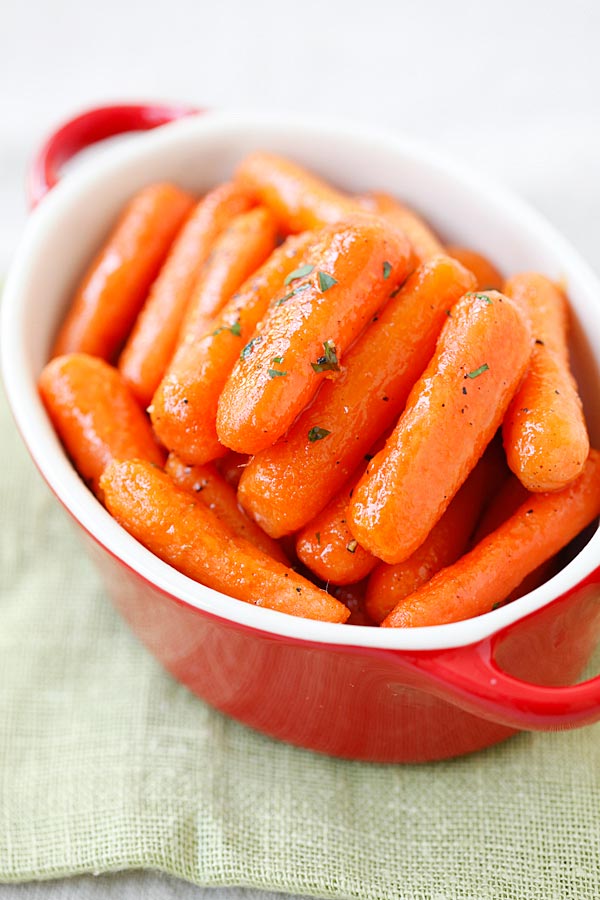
502 273 589 492
38 354 165 499
151 232 314 465
235 151 357 232
359 192 443 263
349 291 532 565
238 255 476 536
296 472 378 585
118 183 252 407
165 453 288 564
471 472 555 604
100 460 349 623
217 213 413 455
52 183 193 361
177 206 278 344
365 448 505 623
445 246 503 291
382 449 600 627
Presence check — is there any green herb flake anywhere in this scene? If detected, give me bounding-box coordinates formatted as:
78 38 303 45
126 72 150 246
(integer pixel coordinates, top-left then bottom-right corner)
466 292 493 305
272 356 284 364
284 263 314 285
311 340 340 373
346 539 358 554
268 369 288 379
466 363 490 379
308 426 331 443
317 271 338 292
213 320 241 338
241 336 262 359
383 261 392 280
276 283 312 306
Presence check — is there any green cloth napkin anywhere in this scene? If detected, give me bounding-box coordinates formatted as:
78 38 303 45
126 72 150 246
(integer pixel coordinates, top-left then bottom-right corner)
1 379 599 900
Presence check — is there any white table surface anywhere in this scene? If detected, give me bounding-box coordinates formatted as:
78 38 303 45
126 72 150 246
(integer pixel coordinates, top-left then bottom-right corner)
2 0 599 897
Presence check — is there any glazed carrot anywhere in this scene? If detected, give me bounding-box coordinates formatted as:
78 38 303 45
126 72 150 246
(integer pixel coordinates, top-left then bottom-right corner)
238 255 476 536
100 460 349 623
296 472 378 585
445 246 503 291
177 206 278 344
502 273 589 492
151 232 314 465
471 472 555 604
330 581 374 626
118 183 252 407
365 448 505 623
360 192 443 264
38 354 165 499
382 449 600 627
235 151 357 232
217 214 413 455
349 291 532 565
165 453 288 564
52 183 193 361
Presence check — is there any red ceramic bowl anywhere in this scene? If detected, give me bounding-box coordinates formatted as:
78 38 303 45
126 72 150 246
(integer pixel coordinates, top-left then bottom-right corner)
3 104 600 763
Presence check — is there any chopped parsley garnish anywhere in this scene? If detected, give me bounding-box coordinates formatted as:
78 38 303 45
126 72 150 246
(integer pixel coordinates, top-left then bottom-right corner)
466 363 490 379
466 292 493 305
308 426 331 443
268 369 287 378
383 261 392 280
276 283 312 306
272 356 284 364
284 264 314 285
212 319 241 337
317 271 338 292
346 540 358 554
311 340 340 373
241 336 262 359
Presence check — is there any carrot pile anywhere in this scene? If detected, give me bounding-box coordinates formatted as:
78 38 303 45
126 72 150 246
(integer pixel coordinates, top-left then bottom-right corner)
40 152 599 627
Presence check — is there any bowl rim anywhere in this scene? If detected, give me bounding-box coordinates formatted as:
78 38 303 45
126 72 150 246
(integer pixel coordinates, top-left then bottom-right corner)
2 108 600 652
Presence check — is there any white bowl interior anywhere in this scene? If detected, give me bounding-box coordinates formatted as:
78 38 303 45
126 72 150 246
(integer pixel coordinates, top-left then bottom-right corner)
3 110 600 651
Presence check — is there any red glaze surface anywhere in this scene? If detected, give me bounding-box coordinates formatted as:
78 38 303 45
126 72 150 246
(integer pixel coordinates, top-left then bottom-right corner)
27 102 200 207
80 521 600 761
16 103 600 763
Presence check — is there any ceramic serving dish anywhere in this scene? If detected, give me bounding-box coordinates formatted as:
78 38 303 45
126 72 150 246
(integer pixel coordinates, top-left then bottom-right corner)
2 104 600 762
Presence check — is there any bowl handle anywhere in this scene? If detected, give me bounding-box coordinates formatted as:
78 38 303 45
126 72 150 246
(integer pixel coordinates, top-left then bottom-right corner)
27 102 201 208
401 633 600 731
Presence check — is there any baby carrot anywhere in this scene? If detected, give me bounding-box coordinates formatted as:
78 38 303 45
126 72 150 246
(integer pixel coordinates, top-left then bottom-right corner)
471 472 555 604
151 232 314 465
52 183 193 361
118 182 252 408
178 206 278 343
365 448 504 623
38 354 165 499
359 192 443 263
349 291 532 565
445 246 503 291
217 213 413 455
235 151 357 232
382 448 600 627
100 460 350 623
296 472 378 585
502 273 589 492
165 453 288 564
238 255 476 536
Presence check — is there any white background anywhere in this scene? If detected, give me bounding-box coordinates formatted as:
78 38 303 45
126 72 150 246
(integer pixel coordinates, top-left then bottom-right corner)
2 0 599 897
